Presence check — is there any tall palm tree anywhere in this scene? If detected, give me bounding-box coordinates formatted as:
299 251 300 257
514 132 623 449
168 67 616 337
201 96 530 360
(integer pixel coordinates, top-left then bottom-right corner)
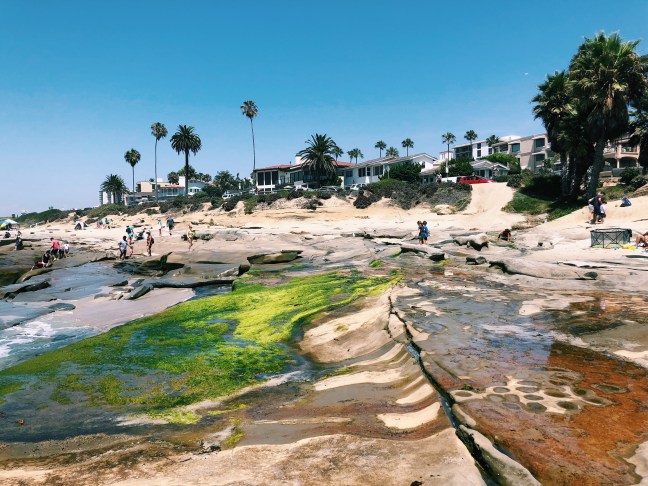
375 140 387 157
170 125 202 195
150 122 168 201
385 146 399 157
464 130 478 157
241 100 259 171
401 138 414 156
124 149 141 192
441 132 456 159
332 146 344 161
485 135 500 147
532 71 572 196
296 134 338 183
353 148 364 164
569 32 648 197
100 174 128 205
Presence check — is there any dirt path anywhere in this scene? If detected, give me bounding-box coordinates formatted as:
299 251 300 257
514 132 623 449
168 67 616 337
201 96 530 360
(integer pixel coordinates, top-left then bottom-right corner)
463 182 516 216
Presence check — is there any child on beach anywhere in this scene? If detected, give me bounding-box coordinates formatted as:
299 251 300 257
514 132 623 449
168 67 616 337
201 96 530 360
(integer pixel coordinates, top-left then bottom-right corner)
498 229 512 241
417 221 424 244
146 231 154 256
118 236 128 260
158 219 163 236
422 221 429 244
187 226 196 250
63 241 70 257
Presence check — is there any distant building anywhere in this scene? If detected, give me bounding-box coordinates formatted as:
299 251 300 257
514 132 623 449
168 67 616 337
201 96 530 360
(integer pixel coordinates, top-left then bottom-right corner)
487 134 552 171
604 135 641 169
348 153 439 186
100 177 207 207
253 158 355 192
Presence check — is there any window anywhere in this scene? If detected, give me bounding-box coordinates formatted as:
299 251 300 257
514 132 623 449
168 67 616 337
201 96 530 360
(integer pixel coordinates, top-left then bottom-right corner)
476 143 481 149
534 138 545 150
359 168 366 177
272 171 278 184
373 166 384 176
511 143 520 153
345 170 353 178
477 150 481 157
488 148 493 155
264 172 271 185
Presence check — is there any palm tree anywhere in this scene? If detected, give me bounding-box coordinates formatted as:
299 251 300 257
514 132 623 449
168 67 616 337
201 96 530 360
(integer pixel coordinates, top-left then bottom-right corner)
353 148 364 164
124 149 141 192
441 132 456 158
296 134 338 184
385 146 399 157
332 146 344 161
170 125 202 195
464 130 478 156
532 71 572 196
241 100 259 171
485 135 500 147
401 138 414 156
569 32 648 198
150 122 168 201
100 174 128 205
375 140 387 157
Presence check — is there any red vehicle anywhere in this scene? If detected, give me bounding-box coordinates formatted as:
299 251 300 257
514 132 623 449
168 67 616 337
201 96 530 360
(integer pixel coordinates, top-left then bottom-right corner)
458 175 494 184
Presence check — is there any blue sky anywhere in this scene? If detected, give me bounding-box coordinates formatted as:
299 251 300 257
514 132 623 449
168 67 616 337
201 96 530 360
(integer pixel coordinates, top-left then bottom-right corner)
1 0 647 215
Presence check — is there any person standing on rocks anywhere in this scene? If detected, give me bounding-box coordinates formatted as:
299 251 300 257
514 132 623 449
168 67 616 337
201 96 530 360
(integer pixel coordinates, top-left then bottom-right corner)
187 225 196 250
146 231 154 256
118 236 128 260
50 237 61 259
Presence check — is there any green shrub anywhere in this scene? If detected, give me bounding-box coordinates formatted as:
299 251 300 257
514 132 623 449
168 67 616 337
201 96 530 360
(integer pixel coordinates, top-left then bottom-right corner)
495 175 509 183
506 175 522 188
316 191 332 199
524 174 561 198
286 191 302 200
353 191 381 209
366 179 410 198
383 160 422 182
244 199 257 214
303 198 323 210
222 196 242 212
16 208 70 225
620 167 641 185
629 175 648 191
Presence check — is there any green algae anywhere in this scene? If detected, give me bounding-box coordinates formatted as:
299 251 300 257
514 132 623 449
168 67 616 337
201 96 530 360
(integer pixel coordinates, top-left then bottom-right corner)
0 272 398 419
369 259 383 268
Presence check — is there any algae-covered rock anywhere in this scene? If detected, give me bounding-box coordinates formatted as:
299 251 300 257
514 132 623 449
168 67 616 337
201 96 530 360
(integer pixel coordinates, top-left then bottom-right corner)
399 244 446 261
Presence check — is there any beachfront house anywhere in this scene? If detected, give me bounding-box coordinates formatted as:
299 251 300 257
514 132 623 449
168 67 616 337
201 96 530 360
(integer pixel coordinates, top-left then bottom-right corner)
252 159 355 192
346 153 439 187
488 134 553 171
101 177 207 206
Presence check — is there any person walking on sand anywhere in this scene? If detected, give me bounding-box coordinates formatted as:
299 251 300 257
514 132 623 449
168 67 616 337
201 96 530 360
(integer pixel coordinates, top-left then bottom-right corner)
50 237 61 260
187 225 196 250
421 221 429 244
146 231 154 256
166 216 174 235
118 236 128 260
158 219 163 237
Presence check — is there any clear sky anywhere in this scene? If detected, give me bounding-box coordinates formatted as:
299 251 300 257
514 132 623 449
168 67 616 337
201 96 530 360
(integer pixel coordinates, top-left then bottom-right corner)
1 0 647 215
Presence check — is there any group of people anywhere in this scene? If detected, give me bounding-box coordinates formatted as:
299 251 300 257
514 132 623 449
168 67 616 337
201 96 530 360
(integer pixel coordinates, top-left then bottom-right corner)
118 229 155 260
30 237 69 270
417 221 429 244
588 192 607 224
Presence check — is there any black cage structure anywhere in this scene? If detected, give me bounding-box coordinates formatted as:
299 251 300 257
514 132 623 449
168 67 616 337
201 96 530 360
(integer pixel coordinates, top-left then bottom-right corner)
590 228 632 247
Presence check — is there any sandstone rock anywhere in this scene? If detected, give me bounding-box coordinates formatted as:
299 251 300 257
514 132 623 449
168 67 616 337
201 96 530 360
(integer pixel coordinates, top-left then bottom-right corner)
0 279 51 299
434 204 455 215
400 244 446 261
127 284 152 300
454 233 489 251
458 426 541 485
247 250 303 264
489 258 598 280
48 303 76 311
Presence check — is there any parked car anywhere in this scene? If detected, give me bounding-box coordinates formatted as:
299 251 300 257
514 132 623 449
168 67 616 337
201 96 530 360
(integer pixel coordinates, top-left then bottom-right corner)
348 183 367 191
457 175 494 184
222 191 242 199
319 186 340 192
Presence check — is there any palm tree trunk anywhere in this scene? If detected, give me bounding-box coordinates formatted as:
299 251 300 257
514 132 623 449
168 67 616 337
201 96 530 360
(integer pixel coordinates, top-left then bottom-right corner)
250 119 256 171
586 138 606 199
185 150 190 196
379 149 382 157
560 152 569 198
154 139 158 202
132 167 135 193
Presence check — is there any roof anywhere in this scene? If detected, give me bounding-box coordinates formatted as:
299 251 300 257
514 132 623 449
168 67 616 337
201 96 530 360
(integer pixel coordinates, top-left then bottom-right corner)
354 153 438 168
471 160 510 170
253 160 354 172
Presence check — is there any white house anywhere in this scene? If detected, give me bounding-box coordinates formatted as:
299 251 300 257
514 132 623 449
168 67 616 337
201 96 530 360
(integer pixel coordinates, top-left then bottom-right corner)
253 159 355 192
344 153 439 186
